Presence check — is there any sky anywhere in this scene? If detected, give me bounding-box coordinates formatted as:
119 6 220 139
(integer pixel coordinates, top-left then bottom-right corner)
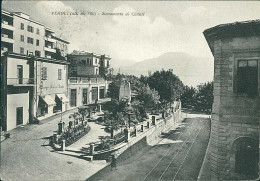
2 1 260 62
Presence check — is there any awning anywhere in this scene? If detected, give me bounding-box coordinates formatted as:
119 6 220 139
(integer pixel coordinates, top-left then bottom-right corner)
42 95 56 106
56 94 69 102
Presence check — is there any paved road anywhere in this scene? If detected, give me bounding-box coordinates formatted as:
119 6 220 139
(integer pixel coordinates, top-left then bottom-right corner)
89 115 210 181
0 111 108 181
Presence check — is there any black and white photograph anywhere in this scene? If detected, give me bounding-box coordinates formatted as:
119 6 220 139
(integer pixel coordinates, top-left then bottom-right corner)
0 1 259 180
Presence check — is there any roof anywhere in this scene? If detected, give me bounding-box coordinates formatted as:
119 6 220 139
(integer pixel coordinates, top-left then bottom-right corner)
2 52 70 65
69 50 111 59
203 19 260 54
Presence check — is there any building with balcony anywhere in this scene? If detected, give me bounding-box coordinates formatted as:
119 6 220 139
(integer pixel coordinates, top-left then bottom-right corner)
1 9 69 60
53 35 69 59
1 10 70 131
1 52 36 131
1 51 70 131
1 10 15 53
67 51 111 109
204 20 260 180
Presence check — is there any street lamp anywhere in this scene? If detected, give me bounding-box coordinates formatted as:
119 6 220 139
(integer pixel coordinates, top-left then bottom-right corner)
124 103 134 128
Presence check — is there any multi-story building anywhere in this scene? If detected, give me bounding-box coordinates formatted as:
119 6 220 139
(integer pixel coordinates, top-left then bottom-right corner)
204 20 259 180
67 51 111 109
1 9 70 131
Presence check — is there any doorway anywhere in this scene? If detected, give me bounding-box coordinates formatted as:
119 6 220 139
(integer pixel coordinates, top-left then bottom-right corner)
16 107 23 125
17 65 23 84
235 139 259 176
70 89 77 107
82 89 88 105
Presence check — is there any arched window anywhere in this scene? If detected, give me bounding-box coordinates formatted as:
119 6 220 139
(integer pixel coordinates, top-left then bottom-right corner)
235 138 258 176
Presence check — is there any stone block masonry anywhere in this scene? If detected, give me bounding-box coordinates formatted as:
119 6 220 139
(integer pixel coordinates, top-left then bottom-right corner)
204 20 260 180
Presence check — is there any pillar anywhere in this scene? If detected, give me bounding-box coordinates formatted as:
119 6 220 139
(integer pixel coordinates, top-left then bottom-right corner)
162 112 165 119
97 104 102 112
147 121 150 128
141 124 144 132
53 133 57 143
61 140 66 151
152 116 156 125
111 128 114 139
134 126 137 136
124 127 130 142
90 143 95 155
58 121 63 135
69 121 73 129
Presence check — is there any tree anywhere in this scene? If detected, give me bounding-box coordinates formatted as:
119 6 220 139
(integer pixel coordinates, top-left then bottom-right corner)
137 85 160 109
145 70 184 103
194 82 213 112
78 107 89 125
181 86 196 108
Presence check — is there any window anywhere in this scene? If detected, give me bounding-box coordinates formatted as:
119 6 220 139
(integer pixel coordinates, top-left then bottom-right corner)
81 60 86 65
36 39 39 46
20 35 24 42
70 89 77 107
87 58 90 64
27 37 34 44
41 67 47 80
21 23 24 30
35 51 41 57
95 59 97 64
236 59 258 96
27 25 34 33
36 28 40 35
99 87 105 99
58 69 62 80
20 47 24 54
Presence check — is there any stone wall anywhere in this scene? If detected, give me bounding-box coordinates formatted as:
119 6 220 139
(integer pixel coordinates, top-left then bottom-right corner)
113 105 182 162
209 36 260 179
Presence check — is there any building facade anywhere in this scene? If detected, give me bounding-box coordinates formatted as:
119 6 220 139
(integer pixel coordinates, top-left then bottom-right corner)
204 20 260 180
1 9 70 131
67 51 111 109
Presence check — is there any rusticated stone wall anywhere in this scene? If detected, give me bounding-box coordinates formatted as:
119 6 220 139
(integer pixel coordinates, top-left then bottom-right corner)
209 36 260 180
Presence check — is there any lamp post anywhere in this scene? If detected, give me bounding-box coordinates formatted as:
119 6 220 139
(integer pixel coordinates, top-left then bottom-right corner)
60 97 63 122
124 103 133 128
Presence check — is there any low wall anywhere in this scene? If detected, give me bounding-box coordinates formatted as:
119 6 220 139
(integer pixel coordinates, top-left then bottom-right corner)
113 103 182 162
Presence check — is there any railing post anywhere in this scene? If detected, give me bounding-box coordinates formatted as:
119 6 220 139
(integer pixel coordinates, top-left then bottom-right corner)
58 121 63 135
90 143 95 155
141 124 144 132
53 133 57 143
134 126 137 136
152 116 156 125
124 127 130 142
147 121 150 128
61 140 66 151
162 112 165 119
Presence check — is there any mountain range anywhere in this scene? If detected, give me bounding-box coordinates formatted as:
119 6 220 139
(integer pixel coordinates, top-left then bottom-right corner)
112 52 214 87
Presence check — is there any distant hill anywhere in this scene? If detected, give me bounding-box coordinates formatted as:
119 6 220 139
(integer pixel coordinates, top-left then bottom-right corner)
118 52 214 86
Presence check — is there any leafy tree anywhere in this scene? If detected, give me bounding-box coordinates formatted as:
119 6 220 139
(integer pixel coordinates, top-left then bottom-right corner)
144 70 184 103
137 84 160 109
194 82 213 112
181 86 196 108
78 107 89 125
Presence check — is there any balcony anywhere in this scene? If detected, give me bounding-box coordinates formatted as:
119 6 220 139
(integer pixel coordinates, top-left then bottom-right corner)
45 36 56 43
68 77 107 85
7 78 35 86
1 34 14 44
44 46 56 53
1 22 15 31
